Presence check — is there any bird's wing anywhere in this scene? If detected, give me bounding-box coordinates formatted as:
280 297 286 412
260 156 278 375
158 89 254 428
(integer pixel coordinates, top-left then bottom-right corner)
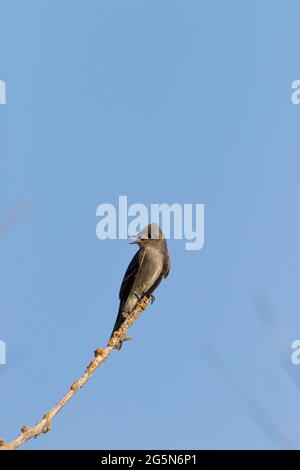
109 249 146 346
119 249 145 301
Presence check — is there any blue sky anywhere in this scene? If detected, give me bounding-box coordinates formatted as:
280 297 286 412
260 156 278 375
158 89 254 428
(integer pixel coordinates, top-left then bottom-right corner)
1 0 300 450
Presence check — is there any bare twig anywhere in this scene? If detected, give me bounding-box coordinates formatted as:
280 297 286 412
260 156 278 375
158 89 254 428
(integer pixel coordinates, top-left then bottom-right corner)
254 293 300 390
0 200 28 240
0 295 152 450
199 340 296 449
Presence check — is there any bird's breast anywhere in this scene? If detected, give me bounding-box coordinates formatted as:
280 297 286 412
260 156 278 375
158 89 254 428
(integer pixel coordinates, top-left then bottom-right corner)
134 247 163 293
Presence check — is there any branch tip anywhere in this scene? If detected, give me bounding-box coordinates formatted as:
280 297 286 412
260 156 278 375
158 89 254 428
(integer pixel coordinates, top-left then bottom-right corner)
0 294 152 450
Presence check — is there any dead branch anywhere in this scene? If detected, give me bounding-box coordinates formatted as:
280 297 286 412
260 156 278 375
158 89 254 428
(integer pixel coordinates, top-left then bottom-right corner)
0 295 152 450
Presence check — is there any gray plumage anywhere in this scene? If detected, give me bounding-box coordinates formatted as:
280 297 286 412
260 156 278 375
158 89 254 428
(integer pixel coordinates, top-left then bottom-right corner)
109 223 170 350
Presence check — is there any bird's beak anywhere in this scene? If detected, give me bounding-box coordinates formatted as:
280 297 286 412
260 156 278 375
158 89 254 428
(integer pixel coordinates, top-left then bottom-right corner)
129 239 143 245
129 233 142 245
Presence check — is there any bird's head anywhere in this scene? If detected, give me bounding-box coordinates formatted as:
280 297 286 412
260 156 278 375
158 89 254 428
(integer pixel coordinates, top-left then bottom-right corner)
129 223 167 250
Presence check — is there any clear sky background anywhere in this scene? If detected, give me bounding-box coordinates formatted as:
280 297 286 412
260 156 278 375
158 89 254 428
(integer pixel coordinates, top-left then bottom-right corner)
1 0 300 450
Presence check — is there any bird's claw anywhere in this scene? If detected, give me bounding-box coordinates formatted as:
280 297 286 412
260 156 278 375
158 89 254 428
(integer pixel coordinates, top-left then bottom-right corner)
149 294 155 304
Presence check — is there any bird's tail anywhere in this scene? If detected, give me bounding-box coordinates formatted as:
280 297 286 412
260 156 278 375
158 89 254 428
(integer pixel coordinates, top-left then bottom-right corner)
108 315 123 350
108 303 128 350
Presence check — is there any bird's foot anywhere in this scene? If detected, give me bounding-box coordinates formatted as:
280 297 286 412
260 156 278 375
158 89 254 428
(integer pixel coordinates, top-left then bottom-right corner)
134 292 155 304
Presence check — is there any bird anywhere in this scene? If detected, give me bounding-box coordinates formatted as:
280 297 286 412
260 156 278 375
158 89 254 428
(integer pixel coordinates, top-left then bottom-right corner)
109 223 170 350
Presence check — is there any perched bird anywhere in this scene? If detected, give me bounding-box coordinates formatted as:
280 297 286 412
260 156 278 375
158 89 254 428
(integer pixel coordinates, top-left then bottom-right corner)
109 223 170 350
